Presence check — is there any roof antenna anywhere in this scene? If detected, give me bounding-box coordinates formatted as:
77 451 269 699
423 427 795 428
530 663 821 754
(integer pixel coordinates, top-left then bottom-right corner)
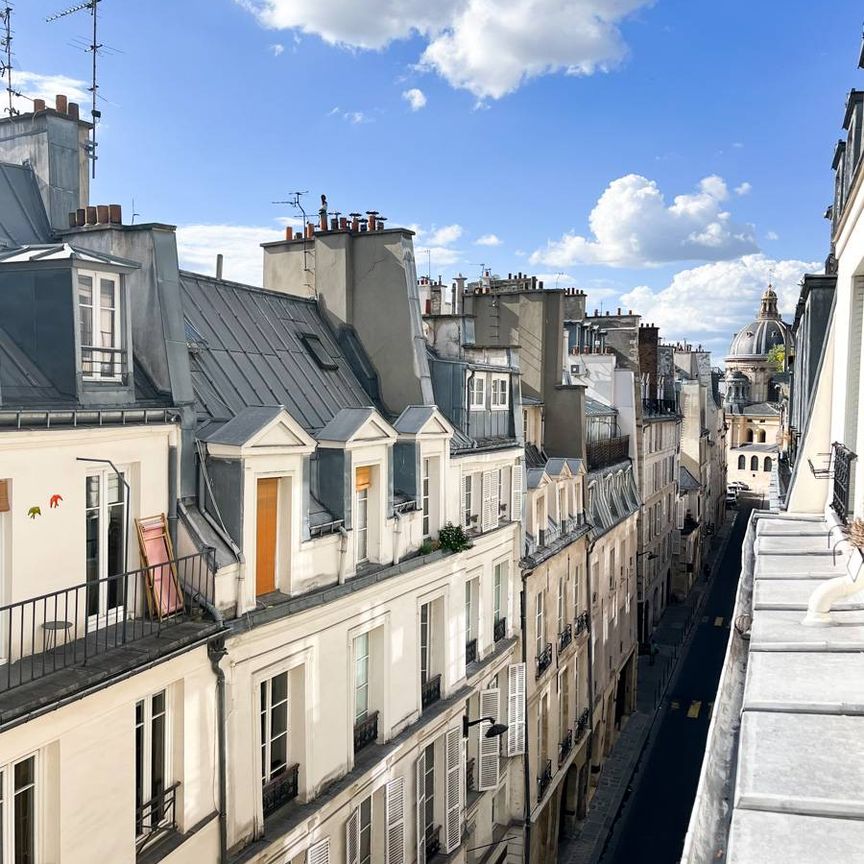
130 195 140 225
273 191 315 296
0 4 17 117
46 0 103 179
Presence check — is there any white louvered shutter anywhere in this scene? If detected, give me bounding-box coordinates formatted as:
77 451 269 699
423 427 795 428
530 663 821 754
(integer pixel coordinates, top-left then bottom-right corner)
385 777 405 864
416 751 427 864
511 461 523 522
478 688 501 790
459 465 467 527
507 663 527 757
481 469 495 531
307 838 331 864
346 808 359 864
443 728 463 852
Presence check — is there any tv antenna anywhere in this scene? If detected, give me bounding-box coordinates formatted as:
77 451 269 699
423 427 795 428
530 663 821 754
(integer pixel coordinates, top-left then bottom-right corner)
272 191 314 294
46 0 102 178
0 5 16 117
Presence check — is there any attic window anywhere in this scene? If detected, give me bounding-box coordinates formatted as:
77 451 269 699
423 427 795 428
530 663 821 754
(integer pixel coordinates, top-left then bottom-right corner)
300 333 338 371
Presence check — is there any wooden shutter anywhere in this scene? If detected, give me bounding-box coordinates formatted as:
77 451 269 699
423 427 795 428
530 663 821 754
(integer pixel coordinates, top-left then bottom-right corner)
415 751 426 864
481 469 496 532
443 728 463 852
478 688 501 791
511 461 523 522
307 838 331 864
0 479 8 513
507 663 526 757
346 807 359 864
385 777 405 864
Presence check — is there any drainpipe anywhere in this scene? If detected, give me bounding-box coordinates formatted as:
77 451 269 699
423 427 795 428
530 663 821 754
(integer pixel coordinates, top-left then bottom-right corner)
393 509 402 565
337 526 350 584
803 540 863 625
466 369 475 439
208 638 229 864
520 585 532 864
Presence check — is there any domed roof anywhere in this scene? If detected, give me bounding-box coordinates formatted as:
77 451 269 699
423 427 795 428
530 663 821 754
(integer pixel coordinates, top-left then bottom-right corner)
727 285 794 359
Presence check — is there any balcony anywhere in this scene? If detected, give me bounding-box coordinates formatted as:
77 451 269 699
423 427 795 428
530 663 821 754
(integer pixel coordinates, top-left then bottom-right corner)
586 435 630 471
81 345 129 384
494 616 506 643
136 781 180 855
537 759 553 802
263 763 300 817
831 442 857 524
421 673 442 710
557 624 572 654
465 637 478 665
535 643 553 679
575 708 590 741
641 397 679 418
574 611 589 636
558 729 573 766
353 710 379 754
425 825 442 859
0 551 215 694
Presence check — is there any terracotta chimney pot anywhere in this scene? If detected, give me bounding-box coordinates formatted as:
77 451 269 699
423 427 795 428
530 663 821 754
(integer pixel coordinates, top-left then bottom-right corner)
55 94 68 114
108 204 122 224
96 204 109 224
33 98 46 112
67 102 80 120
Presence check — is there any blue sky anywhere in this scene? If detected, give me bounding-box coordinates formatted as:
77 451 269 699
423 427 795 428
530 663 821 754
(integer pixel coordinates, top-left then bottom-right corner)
8 0 863 359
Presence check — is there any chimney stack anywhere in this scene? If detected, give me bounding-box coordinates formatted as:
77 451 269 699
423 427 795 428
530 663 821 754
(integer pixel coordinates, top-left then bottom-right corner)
55 94 67 114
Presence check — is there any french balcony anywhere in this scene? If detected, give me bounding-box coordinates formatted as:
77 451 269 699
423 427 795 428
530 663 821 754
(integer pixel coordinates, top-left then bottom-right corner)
831 442 857 524
81 345 129 385
641 397 679 418
0 551 215 693
557 624 573 654
425 825 442 859
574 611 589 636
262 763 300 817
535 643 553 679
586 435 630 471
575 708 590 741
353 710 379 754
465 637 478 665
136 781 180 854
558 729 573 766
537 759 553 802
421 673 442 710
494 616 507 643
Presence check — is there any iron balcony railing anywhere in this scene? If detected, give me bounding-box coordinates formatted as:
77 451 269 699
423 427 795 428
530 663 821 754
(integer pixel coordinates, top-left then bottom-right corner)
421 673 442 710
81 346 128 384
575 708 590 740
353 710 379 754
641 397 679 417
136 781 180 853
557 624 572 654
535 643 553 679
425 825 442 858
0 551 215 692
493 616 506 643
558 729 573 766
832 442 857 524
586 435 630 471
262 763 300 817
537 759 553 801
465 637 478 665
574 611 589 636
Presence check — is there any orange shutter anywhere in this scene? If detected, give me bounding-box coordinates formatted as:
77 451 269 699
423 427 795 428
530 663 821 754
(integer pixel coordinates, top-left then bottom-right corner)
355 466 372 491
0 480 9 512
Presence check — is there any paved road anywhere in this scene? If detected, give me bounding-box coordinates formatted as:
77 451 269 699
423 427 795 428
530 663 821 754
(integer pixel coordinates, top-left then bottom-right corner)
599 504 752 864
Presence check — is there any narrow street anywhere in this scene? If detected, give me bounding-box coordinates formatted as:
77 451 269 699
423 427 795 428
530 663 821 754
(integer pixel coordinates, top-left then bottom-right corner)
599 503 752 864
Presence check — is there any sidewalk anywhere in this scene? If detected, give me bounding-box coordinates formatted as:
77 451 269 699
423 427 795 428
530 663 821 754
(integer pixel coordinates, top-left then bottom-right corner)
560 515 736 864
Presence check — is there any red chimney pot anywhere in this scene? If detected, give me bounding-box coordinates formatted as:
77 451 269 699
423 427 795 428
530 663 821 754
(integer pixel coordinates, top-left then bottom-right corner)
67 102 80 121
96 204 109 224
85 206 97 225
55 94 68 114
33 98 46 112
108 204 122 224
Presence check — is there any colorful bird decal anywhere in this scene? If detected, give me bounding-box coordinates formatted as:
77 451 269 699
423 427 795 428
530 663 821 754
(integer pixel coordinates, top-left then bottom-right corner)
49 494 63 509
27 506 42 519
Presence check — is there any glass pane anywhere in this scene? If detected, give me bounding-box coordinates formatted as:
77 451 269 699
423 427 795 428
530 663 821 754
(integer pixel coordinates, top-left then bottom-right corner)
107 499 126 591
13 758 34 864
151 713 165 795
152 691 165 716
100 278 116 310
269 731 287 776
135 715 144 834
85 481 100 617
271 672 288 707
271 700 287 739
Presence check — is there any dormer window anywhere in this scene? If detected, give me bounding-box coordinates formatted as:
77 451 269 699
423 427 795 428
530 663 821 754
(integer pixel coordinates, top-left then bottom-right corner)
490 375 509 410
468 375 486 410
78 270 123 381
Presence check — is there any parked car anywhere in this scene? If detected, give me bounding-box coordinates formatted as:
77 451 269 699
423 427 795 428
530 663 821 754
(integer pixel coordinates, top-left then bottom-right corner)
725 492 738 507
729 481 750 491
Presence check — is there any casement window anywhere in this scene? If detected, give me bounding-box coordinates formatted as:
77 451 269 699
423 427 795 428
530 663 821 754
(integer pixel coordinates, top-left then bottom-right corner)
537 694 549 765
506 663 526 756
0 754 37 863
307 839 331 864
468 375 486 410
384 778 405 864
78 270 123 380
463 474 474 528
136 691 169 842
490 376 509 409
347 795 373 864
535 592 545 660
465 579 478 645
260 672 289 805
420 604 432 685
354 633 370 723
422 459 431 538
477 689 501 791
493 562 506 626
498 467 510 521
480 469 499 532
85 470 127 620
511 460 523 522
558 669 569 737
356 468 370 564
557 579 565 635
416 743 436 864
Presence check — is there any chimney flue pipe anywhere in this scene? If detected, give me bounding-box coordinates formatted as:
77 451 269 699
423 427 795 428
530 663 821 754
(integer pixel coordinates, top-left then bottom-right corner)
216 254 224 280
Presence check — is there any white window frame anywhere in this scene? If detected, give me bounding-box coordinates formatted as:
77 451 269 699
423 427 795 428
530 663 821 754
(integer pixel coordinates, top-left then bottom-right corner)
420 602 433 685
260 671 290 796
356 486 369 564
468 375 486 411
422 459 431 538
136 689 171 843
463 474 474 528
490 375 509 410
493 561 506 625
85 468 129 624
77 268 123 381
535 592 545 660
354 633 370 724
0 752 39 864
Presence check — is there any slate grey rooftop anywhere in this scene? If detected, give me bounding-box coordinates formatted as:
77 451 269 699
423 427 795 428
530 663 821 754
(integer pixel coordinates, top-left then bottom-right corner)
0 162 52 250
679 464 701 491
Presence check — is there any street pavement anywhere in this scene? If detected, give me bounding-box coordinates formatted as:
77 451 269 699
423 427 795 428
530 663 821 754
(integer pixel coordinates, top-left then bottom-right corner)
559 503 751 864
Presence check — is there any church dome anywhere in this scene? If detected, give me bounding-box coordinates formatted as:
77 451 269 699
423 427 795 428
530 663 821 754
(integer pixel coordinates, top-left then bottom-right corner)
727 285 794 359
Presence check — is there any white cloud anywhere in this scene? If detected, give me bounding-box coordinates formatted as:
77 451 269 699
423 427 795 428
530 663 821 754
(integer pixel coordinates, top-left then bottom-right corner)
765 230 779 241
619 254 819 350
475 233 502 246
734 181 751 196
416 224 462 246
12 71 89 114
328 106 372 124
530 174 758 268
402 87 427 110
414 246 463 268
236 0 653 99
176 222 293 286
270 43 285 56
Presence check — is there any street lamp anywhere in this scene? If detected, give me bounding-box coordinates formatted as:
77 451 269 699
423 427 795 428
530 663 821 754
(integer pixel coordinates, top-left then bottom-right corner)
463 716 508 738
